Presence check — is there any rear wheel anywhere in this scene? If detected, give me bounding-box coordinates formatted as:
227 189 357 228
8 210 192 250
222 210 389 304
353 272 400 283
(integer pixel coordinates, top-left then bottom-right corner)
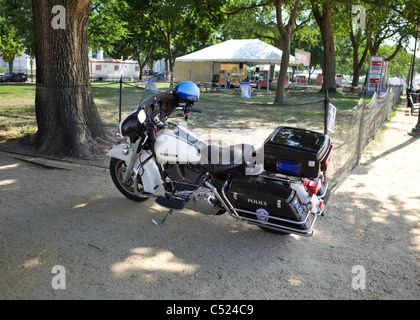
109 157 150 202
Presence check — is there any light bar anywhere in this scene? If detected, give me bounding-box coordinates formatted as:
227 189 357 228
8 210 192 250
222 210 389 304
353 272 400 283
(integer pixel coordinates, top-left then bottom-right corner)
276 161 301 175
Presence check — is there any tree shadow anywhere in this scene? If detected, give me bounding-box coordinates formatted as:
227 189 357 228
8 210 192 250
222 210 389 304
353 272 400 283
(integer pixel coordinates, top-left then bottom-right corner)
1 152 418 300
362 136 418 167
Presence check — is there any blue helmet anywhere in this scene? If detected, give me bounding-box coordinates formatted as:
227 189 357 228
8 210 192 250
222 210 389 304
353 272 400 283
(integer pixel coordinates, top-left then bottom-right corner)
174 81 200 102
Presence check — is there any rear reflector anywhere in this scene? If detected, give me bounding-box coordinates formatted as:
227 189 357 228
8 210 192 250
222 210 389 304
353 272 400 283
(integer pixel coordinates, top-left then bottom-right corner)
318 200 324 212
322 146 333 171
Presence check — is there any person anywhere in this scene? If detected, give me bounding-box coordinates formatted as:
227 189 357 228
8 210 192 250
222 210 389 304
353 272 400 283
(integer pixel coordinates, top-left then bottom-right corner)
226 73 231 89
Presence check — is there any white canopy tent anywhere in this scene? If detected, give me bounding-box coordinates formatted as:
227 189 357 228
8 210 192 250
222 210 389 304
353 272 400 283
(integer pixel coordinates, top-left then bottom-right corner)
174 39 299 86
176 39 298 65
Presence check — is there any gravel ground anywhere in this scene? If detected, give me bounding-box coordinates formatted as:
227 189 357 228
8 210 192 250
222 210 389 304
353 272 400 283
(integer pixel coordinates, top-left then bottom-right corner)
0 106 419 300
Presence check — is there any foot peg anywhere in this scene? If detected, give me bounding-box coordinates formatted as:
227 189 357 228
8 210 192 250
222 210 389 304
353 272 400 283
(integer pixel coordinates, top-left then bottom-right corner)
155 195 185 210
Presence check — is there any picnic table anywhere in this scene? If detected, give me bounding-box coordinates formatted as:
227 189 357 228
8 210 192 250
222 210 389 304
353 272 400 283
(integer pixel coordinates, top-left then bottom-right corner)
197 82 218 92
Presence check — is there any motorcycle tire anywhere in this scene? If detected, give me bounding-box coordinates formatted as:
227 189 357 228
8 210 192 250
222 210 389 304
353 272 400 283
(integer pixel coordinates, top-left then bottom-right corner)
109 157 150 202
258 226 290 236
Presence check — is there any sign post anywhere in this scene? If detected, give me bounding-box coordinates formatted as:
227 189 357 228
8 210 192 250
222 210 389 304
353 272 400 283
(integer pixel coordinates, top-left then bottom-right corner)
219 70 226 89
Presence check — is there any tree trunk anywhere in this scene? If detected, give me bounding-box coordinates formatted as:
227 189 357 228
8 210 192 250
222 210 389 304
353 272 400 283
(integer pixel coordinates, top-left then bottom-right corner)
274 34 291 104
313 2 336 92
8 60 14 73
350 42 370 87
136 56 144 81
350 27 371 87
273 0 301 105
31 0 108 158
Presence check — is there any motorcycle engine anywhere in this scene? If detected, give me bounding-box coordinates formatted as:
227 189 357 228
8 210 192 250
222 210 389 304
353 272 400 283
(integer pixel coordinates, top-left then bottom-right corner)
186 186 224 215
164 164 206 184
164 164 224 215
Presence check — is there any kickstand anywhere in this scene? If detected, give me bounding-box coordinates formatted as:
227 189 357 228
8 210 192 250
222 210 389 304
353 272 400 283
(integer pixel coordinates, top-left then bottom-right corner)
151 209 173 227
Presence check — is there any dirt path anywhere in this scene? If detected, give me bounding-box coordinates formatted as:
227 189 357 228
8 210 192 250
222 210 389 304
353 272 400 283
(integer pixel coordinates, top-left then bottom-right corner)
0 106 419 300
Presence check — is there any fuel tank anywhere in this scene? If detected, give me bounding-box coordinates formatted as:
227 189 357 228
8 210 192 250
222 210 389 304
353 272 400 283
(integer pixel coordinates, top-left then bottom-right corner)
154 122 206 164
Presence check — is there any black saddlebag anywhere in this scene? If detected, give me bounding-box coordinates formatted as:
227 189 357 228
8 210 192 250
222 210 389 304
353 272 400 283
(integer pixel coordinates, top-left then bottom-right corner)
225 175 314 234
264 126 332 178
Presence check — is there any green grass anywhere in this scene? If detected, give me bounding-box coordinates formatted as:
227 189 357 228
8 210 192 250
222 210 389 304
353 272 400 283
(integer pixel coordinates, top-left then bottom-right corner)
327 91 371 110
0 82 366 141
0 83 37 140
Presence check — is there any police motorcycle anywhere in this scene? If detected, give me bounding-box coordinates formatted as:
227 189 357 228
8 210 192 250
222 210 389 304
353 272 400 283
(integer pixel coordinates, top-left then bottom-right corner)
107 80 333 236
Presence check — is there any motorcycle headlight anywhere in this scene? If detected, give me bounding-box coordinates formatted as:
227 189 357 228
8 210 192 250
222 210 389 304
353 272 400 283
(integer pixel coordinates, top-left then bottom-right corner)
138 109 147 124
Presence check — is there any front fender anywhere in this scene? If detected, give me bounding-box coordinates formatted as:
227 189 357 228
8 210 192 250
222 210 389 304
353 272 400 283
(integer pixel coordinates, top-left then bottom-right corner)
107 144 162 194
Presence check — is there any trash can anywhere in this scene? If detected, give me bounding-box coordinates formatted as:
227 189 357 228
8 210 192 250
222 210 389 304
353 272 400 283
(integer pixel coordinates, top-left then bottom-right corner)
240 81 251 99
145 78 158 92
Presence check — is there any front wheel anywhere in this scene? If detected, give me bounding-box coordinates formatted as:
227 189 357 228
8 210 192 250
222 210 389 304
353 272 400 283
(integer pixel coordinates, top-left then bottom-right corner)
109 157 150 202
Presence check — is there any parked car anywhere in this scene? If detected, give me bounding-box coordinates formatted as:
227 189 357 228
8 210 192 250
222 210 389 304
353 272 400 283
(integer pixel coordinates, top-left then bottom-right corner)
0 73 27 82
153 71 166 81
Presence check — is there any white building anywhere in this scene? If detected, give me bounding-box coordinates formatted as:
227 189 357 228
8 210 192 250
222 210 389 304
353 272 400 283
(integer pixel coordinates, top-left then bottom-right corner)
0 49 167 80
0 53 35 74
89 50 167 81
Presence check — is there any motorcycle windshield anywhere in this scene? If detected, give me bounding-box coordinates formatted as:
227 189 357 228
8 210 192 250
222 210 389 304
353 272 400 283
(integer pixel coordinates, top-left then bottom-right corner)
138 75 172 107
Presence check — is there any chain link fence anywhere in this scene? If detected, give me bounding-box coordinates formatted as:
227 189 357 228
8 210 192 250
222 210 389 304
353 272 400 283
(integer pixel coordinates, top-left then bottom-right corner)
326 87 402 192
0 81 402 192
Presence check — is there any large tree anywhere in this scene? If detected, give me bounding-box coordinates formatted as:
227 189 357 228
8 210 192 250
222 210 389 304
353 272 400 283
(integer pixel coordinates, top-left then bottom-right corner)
272 0 302 104
334 1 411 86
217 0 307 104
31 0 108 157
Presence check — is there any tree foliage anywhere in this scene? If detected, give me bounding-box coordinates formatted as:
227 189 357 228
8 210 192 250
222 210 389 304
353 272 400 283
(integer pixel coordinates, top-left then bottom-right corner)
1 0 418 99
0 20 25 72
0 0 30 71
88 0 129 53
291 24 324 79
152 0 224 85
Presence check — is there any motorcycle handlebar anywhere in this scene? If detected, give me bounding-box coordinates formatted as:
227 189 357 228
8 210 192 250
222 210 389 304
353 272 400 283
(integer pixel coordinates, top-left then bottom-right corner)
175 105 201 114
187 107 201 113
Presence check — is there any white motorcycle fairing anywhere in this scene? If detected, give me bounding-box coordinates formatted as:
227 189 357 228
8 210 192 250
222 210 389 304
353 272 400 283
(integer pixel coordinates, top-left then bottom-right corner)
107 144 162 194
154 123 206 165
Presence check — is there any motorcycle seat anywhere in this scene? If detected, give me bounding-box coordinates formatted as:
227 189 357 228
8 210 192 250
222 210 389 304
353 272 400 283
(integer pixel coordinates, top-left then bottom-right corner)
200 144 255 173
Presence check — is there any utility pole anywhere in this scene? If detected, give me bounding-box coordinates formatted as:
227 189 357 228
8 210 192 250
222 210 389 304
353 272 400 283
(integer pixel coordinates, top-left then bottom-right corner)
409 25 420 137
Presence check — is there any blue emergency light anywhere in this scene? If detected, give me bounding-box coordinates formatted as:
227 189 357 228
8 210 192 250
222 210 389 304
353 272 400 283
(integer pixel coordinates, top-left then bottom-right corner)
276 161 301 175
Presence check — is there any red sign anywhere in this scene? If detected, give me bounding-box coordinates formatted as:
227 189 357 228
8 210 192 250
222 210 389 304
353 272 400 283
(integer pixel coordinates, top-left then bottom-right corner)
316 75 323 86
295 49 311 67
297 75 306 84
